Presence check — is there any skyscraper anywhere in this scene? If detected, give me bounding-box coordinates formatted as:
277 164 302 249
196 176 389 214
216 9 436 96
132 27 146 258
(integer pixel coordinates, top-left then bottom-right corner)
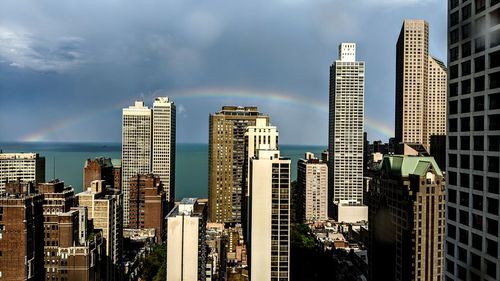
297 152 328 222
0 152 45 193
122 101 152 226
152 97 176 207
445 1 500 280
121 97 176 226
249 149 290 281
166 198 207 281
208 106 269 223
368 155 445 281
328 43 365 214
395 20 447 151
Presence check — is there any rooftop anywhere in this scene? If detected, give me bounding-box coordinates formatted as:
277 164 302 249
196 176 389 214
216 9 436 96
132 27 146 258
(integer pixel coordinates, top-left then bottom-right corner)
377 155 443 177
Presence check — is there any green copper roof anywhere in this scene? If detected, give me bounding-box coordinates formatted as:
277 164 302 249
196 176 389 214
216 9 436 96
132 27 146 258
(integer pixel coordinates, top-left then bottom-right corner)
378 155 443 177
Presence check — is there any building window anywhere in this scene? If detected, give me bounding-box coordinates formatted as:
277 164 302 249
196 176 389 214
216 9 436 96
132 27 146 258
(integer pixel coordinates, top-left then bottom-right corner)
472 232 482 250
489 136 500 151
487 218 499 236
490 92 500 109
450 82 459 97
474 115 484 131
474 155 484 170
486 258 497 279
490 114 500 130
489 177 499 194
463 4 472 20
462 79 471 94
473 174 483 190
474 95 484 111
488 156 499 173
450 47 459 62
474 135 484 151
476 0 486 13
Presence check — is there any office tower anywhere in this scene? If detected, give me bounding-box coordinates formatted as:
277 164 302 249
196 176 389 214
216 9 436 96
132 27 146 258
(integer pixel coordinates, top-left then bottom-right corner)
83 157 114 189
0 152 45 193
0 181 44 280
328 43 365 213
128 174 166 242
395 20 447 150
445 1 500 281
122 98 176 226
297 152 328 222
77 180 123 281
38 179 106 281
368 155 445 281
208 106 269 223
429 135 446 171
166 198 208 281
249 149 290 281
152 97 176 207
122 101 152 226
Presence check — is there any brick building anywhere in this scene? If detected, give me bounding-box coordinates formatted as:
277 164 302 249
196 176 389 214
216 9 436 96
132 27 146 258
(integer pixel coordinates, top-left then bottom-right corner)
0 181 44 280
128 174 166 242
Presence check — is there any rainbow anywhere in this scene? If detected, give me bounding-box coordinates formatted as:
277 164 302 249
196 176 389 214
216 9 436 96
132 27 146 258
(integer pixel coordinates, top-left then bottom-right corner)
21 87 393 142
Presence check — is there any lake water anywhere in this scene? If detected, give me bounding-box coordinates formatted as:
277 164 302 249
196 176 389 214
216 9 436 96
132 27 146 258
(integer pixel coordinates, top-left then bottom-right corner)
0 142 325 200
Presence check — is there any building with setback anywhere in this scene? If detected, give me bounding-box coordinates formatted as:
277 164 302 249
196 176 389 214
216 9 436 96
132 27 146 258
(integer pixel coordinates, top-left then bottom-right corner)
0 152 45 193
83 157 114 189
445 1 500 280
77 180 123 280
328 43 365 217
39 179 106 281
395 20 447 151
249 149 290 281
368 155 445 281
208 106 269 224
166 198 207 281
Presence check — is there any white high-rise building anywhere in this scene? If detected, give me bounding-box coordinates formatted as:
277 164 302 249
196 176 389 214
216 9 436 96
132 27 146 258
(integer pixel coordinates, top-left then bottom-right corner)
121 98 176 227
328 43 365 210
152 97 176 204
0 152 45 193
122 101 152 226
166 198 207 281
249 149 290 281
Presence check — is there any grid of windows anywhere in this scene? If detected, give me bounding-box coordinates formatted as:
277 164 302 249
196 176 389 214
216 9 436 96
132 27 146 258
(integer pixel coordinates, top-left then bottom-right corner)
446 1 500 280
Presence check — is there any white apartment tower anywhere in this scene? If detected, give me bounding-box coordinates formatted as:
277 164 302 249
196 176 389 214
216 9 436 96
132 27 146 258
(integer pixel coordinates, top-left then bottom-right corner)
395 20 447 151
152 97 176 205
0 152 45 193
166 198 207 281
122 98 176 226
249 149 290 281
328 43 365 209
122 101 152 226
297 153 328 222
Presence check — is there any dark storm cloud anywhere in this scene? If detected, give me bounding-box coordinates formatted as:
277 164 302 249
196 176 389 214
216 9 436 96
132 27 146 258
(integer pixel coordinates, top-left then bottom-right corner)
0 0 446 144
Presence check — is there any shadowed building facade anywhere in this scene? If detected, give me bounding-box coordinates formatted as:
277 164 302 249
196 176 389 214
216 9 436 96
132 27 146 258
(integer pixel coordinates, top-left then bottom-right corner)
368 156 445 281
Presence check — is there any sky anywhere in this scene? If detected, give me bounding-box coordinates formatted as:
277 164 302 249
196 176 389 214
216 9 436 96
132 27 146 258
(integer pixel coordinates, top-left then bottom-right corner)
0 0 447 145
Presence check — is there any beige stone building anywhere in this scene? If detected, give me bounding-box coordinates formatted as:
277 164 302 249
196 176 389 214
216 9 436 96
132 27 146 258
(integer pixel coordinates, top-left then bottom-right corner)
395 20 447 151
368 155 445 281
208 106 269 223
249 149 290 281
297 152 328 222
76 180 123 281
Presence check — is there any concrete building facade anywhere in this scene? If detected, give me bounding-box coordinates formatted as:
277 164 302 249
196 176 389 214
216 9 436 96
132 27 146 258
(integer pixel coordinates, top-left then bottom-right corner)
152 97 176 208
297 153 328 222
122 101 152 226
166 198 208 281
249 149 290 281
328 43 365 212
368 156 445 281
0 153 45 193
208 106 269 223
445 1 500 280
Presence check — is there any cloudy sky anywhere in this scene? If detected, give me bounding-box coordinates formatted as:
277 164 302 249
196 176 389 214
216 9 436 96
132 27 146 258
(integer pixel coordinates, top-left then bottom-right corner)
0 0 446 145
